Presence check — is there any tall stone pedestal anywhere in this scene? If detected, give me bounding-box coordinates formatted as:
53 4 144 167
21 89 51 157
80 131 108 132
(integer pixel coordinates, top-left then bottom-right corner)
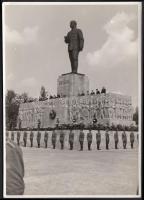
57 73 89 97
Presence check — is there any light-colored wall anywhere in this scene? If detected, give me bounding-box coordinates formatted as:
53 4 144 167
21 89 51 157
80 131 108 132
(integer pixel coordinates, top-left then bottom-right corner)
7 130 138 150
18 93 134 129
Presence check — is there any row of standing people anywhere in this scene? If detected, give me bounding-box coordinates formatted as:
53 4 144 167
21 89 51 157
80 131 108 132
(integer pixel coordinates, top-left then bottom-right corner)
52 87 106 98
8 129 136 150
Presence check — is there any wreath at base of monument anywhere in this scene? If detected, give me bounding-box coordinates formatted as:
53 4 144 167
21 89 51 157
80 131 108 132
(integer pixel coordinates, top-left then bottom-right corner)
49 110 56 120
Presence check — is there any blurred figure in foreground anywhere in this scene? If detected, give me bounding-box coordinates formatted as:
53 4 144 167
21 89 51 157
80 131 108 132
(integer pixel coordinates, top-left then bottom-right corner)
6 135 25 195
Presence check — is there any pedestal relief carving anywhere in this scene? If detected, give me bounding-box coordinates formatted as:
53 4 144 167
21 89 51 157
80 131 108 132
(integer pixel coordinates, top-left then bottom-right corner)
17 93 135 128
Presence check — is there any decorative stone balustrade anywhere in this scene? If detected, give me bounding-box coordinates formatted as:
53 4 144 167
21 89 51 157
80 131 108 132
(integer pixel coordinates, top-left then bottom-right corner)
7 130 138 150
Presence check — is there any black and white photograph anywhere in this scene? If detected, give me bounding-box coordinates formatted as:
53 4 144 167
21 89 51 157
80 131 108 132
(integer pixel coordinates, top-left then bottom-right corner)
2 1 142 198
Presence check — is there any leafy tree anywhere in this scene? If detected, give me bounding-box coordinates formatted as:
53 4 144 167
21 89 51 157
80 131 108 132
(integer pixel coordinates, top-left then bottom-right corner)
6 90 36 130
39 86 47 101
20 92 29 103
17 92 35 103
6 90 19 130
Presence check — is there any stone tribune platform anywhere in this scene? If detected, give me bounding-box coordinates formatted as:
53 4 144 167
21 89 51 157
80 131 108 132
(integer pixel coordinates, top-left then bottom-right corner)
17 93 135 129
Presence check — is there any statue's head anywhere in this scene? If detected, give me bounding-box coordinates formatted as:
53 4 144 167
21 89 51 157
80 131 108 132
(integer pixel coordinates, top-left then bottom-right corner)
70 20 77 29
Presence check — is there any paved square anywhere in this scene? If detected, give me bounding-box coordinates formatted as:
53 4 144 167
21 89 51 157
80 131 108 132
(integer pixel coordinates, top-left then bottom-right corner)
23 147 138 196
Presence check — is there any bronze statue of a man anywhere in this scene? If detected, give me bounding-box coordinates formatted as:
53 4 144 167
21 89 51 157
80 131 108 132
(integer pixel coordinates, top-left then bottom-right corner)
64 20 84 73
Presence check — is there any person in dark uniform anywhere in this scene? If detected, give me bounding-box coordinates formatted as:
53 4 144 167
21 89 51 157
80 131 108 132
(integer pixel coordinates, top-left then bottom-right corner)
81 91 85 96
37 131 41 148
69 129 74 150
23 131 27 147
59 130 65 150
96 89 100 94
30 131 34 147
101 87 106 94
44 131 48 148
17 131 20 146
105 129 110 150
96 129 101 150
87 129 92 150
11 131 14 141
6 137 25 195
114 129 119 149
79 129 84 151
130 131 135 149
90 90 95 95
51 129 57 149
122 130 127 149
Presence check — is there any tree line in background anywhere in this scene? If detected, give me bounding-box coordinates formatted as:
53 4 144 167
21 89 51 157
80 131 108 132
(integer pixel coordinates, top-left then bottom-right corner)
6 87 48 130
5 88 139 131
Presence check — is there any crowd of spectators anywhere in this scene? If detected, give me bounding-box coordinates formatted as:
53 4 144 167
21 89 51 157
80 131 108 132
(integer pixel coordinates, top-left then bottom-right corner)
22 87 107 103
78 86 106 97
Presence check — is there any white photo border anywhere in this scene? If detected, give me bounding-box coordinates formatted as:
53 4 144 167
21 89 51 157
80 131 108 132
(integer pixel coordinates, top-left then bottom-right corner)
2 1 142 198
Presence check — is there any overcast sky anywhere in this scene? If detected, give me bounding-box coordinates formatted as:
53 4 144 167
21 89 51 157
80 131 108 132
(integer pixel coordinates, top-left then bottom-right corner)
3 3 140 108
